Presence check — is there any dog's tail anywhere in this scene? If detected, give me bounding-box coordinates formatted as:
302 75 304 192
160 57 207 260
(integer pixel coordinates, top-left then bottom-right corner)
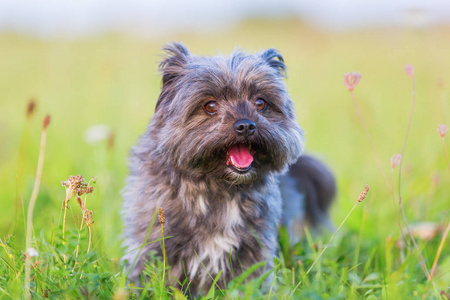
280 155 336 239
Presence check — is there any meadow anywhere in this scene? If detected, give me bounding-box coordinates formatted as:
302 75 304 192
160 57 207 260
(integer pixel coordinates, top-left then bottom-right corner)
0 18 449 298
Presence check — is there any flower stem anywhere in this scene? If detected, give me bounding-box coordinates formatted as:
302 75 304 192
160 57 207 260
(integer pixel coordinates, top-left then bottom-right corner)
306 198 361 275
350 88 428 277
350 91 410 247
391 169 411 251
350 91 393 192
24 124 48 296
441 138 450 174
161 223 166 298
397 76 430 280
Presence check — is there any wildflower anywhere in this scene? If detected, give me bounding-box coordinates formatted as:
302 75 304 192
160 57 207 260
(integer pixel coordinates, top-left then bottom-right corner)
357 185 370 202
390 154 402 169
61 175 93 202
438 124 448 137
83 124 112 144
343 72 361 92
32 261 41 269
26 247 39 258
404 64 415 77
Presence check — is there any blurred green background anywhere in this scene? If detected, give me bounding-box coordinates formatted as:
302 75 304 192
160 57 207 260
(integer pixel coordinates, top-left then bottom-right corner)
0 18 449 265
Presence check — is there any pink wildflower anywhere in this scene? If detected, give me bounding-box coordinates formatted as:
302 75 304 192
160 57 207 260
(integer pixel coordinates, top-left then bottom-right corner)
437 124 448 138
390 154 402 169
343 72 361 92
404 64 415 77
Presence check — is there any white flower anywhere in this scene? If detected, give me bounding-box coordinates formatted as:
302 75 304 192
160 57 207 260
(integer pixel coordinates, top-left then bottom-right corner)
26 247 39 257
83 124 112 144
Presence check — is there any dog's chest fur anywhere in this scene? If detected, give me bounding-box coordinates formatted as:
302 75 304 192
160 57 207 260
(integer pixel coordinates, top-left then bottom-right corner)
123 164 282 293
182 193 243 287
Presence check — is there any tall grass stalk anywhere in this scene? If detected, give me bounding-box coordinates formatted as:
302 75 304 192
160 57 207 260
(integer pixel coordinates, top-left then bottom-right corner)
16 100 36 235
125 209 158 279
430 220 450 279
24 115 50 296
290 185 370 296
305 185 369 276
347 71 430 279
158 207 167 299
349 88 410 250
428 130 450 279
397 71 431 280
390 168 411 250
349 91 391 191
75 199 86 259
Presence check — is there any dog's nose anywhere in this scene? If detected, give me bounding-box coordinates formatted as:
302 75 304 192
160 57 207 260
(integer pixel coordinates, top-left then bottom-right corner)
234 119 256 136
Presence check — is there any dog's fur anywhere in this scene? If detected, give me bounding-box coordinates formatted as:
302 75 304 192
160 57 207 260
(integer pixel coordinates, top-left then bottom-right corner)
122 43 335 296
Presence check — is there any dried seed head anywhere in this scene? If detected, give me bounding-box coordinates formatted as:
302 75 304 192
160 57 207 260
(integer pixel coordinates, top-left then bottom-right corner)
343 72 362 92
158 207 166 225
26 99 36 119
84 210 94 227
438 124 448 138
390 154 402 169
43 115 51 130
404 64 415 77
62 175 86 199
357 185 370 202
61 175 95 201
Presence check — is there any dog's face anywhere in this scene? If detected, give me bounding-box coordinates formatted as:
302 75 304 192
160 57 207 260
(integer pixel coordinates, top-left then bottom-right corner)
152 43 304 184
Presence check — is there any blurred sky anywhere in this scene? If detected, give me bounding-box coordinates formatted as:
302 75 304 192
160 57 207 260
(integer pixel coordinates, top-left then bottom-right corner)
0 0 449 38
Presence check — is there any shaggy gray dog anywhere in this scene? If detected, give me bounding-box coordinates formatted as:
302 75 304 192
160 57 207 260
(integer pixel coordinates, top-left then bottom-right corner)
122 43 335 296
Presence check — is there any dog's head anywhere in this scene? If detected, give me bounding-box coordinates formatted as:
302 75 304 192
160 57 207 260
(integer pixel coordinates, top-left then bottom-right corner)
151 42 304 184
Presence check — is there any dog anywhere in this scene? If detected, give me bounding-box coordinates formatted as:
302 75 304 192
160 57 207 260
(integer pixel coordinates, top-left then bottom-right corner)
122 42 335 296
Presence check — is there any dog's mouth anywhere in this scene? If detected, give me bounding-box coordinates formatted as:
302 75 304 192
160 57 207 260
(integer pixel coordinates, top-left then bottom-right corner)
226 143 256 172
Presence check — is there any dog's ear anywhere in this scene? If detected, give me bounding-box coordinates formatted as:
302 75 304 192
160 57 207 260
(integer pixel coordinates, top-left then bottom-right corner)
261 48 286 77
159 42 190 88
156 42 190 111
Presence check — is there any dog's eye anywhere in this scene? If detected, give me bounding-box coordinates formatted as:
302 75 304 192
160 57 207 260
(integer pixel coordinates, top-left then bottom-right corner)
255 98 267 112
204 101 218 115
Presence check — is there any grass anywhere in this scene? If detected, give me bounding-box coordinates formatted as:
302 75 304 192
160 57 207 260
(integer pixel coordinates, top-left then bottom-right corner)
0 18 449 298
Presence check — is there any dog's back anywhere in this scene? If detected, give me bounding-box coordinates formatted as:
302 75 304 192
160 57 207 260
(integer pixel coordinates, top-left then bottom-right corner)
280 155 336 243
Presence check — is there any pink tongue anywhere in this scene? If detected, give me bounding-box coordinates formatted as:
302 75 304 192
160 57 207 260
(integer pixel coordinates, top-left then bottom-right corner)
228 144 253 168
